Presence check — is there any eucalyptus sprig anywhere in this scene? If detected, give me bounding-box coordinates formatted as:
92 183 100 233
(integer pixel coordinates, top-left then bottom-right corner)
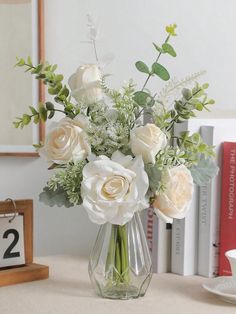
14 57 79 128
154 83 215 132
133 24 177 109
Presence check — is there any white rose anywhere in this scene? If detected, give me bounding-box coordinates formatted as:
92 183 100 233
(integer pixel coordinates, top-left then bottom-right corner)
81 151 149 225
68 64 102 104
39 116 90 164
130 123 167 164
153 165 194 223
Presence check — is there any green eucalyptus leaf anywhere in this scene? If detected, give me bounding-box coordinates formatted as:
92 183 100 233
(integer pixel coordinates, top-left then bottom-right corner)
152 63 170 81
145 164 162 193
190 156 219 186
39 187 73 208
22 114 31 125
13 121 20 128
45 101 54 111
48 110 55 119
135 61 150 74
208 99 215 105
202 83 209 89
33 115 39 124
52 64 58 72
162 43 177 57
27 56 32 66
29 106 38 115
55 74 64 82
133 91 150 107
48 87 57 95
38 106 47 122
16 58 25 67
182 88 192 100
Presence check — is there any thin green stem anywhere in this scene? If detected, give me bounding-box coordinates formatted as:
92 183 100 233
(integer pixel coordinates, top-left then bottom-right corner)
105 224 130 285
141 35 170 91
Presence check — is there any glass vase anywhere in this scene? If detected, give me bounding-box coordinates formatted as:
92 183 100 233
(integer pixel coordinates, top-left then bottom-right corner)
88 212 152 299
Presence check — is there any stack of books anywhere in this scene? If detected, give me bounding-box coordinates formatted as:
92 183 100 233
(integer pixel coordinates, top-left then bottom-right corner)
142 118 236 277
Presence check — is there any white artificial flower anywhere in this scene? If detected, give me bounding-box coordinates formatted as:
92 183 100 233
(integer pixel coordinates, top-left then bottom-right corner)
81 151 149 225
130 123 167 164
68 64 102 104
39 116 90 164
153 165 194 223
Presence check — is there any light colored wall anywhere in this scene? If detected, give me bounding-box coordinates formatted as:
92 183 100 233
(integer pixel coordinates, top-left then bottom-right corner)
1 0 236 257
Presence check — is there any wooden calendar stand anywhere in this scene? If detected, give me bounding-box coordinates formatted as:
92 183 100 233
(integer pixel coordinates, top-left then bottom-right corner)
0 199 49 287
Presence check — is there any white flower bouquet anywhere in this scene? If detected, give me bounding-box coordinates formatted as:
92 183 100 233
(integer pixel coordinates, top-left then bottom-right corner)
14 21 218 299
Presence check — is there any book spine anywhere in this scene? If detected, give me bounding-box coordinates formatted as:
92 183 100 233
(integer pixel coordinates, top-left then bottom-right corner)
141 208 158 273
171 121 199 275
198 126 219 277
156 221 172 273
219 142 236 276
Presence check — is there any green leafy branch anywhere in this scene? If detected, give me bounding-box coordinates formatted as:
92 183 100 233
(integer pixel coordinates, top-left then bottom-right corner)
41 160 87 207
133 24 177 109
14 57 79 128
173 131 215 165
13 102 69 128
154 83 215 131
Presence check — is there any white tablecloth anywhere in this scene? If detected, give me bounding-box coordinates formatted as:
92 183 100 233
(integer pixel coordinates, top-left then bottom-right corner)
0 255 235 314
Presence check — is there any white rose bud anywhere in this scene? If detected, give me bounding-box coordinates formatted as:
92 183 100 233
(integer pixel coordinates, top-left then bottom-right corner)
153 165 194 223
39 116 91 164
130 123 167 164
68 64 102 104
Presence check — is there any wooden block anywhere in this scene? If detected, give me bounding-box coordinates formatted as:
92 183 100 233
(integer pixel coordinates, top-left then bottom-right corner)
0 263 49 287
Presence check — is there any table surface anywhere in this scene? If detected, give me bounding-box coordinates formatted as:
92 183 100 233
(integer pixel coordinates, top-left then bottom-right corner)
0 255 235 314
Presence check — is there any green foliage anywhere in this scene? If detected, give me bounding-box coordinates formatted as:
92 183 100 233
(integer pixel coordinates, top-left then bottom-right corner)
14 57 77 129
87 101 131 157
153 83 215 132
155 146 187 169
190 155 219 186
39 186 73 208
174 131 215 166
162 43 177 57
133 91 154 107
104 79 139 127
152 62 170 81
135 61 150 74
172 83 214 123
45 161 87 206
145 164 163 193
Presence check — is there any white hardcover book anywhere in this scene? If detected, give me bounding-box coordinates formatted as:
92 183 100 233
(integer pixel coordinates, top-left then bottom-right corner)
198 126 217 277
171 120 200 276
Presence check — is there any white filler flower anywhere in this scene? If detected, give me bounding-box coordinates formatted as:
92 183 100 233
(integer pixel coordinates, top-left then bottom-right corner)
81 151 149 225
39 116 90 164
68 64 102 104
153 165 194 223
130 123 167 164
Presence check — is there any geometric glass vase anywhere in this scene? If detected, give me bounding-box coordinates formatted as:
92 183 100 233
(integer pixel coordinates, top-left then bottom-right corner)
88 212 152 299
